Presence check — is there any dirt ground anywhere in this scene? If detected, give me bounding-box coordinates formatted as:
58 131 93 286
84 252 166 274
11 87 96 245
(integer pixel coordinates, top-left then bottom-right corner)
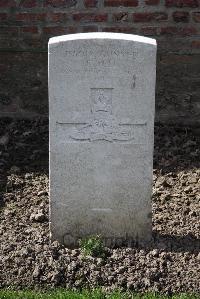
0 119 199 295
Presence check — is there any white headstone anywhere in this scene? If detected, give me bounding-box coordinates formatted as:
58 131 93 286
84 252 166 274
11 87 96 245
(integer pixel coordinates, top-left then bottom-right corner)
49 33 157 247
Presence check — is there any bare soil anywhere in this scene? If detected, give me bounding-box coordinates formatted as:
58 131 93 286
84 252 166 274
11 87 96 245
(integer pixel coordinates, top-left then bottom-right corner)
0 119 199 295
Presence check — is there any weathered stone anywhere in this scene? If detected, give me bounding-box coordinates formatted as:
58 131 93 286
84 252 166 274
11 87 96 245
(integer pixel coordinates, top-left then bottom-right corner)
49 32 157 247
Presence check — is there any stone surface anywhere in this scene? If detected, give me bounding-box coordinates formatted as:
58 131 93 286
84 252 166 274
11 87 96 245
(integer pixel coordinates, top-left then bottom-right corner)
49 32 157 247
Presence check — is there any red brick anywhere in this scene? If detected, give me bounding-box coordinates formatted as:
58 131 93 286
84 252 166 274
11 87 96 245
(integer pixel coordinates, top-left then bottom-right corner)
191 40 200 48
16 13 46 22
44 0 77 7
21 26 38 33
104 0 138 7
82 25 99 32
113 12 128 22
160 26 177 34
161 26 197 35
43 26 65 34
84 0 98 7
133 12 168 22
48 13 68 22
0 0 16 7
0 26 18 36
63 27 77 33
103 26 137 33
192 12 200 22
173 11 189 22
22 38 44 49
145 0 159 4
19 0 37 7
141 26 158 35
0 13 8 21
165 0 199 7
0 64 8 72
43 26 77 34
160 54 193 63
73 13 107 22
180 27 198 35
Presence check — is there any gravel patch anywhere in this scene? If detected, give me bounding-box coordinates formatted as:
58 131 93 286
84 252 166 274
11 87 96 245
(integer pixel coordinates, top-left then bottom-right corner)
0 119 199 294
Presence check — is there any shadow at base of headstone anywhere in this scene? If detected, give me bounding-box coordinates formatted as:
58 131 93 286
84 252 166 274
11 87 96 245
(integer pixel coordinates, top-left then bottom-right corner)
101 232 200 254
151 231 200 253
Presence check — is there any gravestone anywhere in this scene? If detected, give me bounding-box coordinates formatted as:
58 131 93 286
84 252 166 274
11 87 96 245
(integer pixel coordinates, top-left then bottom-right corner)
49 32 157 247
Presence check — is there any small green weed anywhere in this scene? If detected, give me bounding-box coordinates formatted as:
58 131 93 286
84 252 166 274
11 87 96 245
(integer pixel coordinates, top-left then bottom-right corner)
79 235 106 258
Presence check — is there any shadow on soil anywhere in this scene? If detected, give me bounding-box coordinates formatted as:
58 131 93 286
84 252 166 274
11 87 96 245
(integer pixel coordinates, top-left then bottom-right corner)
0 118 48 210
154 124 200 173
152 231 200 253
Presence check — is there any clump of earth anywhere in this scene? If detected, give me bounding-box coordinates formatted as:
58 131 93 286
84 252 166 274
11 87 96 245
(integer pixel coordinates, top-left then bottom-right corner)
0 118 199 294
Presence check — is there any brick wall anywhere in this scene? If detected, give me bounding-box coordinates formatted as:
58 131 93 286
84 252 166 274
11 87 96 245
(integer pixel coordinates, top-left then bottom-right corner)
0 0 200 125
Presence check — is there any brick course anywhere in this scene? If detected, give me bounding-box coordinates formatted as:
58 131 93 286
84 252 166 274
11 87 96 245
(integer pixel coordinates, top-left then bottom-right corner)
0 0 199 124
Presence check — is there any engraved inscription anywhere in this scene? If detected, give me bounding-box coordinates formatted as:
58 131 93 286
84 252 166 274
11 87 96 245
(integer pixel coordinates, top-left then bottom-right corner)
65 47 138 58
70 89 134 142
62 45 138 76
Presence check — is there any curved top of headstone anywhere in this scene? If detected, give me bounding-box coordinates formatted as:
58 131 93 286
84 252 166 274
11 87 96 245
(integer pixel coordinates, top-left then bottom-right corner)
49 32 156 46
